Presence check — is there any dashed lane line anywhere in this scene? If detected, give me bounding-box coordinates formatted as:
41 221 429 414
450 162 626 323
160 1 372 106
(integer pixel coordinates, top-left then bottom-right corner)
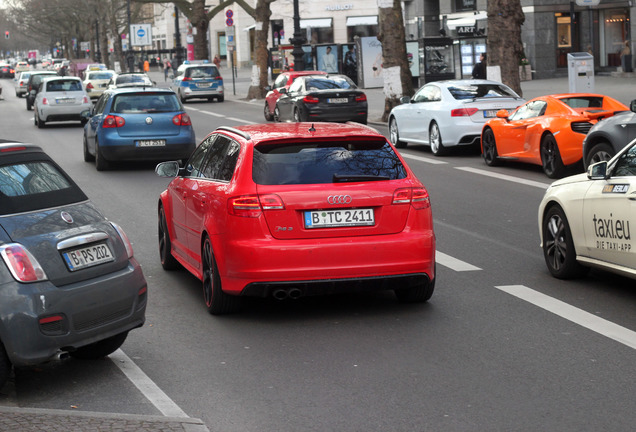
186 107 255 124
400 153 448 165
436 251 482 271
496 285 636 350
455 167 550 189
110 349 189 418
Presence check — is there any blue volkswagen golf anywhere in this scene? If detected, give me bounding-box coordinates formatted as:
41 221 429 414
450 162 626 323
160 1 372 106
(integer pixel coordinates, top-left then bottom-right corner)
82 87 196 171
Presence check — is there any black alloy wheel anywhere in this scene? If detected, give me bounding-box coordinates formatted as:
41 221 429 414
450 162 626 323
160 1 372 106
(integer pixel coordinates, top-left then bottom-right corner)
481 128 502 166
158 206 179 270
202 237 241 315
540 133 565 178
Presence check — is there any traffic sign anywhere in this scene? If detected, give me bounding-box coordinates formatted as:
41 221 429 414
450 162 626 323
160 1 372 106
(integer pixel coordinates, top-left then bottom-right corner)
130 23 152 46
226 18 234 27
226 9 233 18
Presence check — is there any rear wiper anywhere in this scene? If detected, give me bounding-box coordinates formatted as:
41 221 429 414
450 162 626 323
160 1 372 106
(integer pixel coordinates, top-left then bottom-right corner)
333 174 390 183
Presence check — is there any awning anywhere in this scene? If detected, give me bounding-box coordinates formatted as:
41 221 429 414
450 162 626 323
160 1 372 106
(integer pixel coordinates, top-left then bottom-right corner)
300 18 332 29
446 12 487 30
243 24 255 32
346 16 378 26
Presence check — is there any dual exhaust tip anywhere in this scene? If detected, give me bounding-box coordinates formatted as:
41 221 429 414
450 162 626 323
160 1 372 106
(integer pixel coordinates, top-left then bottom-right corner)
272 288 303 300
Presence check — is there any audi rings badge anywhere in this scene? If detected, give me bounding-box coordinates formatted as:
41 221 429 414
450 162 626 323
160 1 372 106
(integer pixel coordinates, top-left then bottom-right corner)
327 195 352 204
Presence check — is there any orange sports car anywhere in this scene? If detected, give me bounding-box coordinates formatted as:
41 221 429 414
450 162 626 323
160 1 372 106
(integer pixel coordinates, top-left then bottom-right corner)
480 93 628 178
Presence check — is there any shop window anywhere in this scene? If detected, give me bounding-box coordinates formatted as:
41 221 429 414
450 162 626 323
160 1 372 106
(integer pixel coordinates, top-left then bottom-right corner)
301 19 333 44
555 13 573 68
602 9 629 67
455 0 477 13
346 16 378 42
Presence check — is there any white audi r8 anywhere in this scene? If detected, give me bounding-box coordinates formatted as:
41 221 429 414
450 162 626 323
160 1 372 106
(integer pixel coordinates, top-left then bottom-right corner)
538 138 636 280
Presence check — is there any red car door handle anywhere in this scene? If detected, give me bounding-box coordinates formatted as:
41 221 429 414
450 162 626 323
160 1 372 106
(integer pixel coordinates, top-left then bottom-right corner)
194 193 206 208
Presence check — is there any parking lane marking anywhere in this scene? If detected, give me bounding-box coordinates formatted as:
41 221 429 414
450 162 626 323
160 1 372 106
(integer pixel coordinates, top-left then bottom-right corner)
186 107 224 117
455 167 550 189
496 285 636 350
436 251 482 271
400 153 448 165
110 349 189 418
226 116 256 124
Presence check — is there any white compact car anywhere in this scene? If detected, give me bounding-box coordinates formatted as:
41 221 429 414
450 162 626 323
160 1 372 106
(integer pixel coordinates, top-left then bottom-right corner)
388 79 525 155
538 138 636 280
33 76 92 128
13 71 31 98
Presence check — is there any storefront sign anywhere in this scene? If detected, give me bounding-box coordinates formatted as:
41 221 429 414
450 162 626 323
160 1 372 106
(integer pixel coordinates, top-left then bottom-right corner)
456 26 476 36
325 4 354 11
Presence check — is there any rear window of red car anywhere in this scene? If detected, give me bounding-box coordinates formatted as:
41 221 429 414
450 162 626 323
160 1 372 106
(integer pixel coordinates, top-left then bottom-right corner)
252 139 407 185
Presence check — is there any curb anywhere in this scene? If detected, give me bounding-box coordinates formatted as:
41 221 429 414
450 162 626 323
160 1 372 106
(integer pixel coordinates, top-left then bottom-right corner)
0 405 210 432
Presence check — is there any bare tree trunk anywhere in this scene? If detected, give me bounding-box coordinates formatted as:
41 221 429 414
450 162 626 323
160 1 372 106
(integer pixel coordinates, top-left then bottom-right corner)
246 0 272 99
377 0 413 122
487 0 525 96
191 0 209 60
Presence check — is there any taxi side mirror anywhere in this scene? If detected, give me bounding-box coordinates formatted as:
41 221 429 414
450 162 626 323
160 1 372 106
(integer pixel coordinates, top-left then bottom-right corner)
587 161 609 180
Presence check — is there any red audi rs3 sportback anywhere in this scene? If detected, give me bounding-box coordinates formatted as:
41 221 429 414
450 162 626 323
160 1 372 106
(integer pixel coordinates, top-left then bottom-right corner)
156 122 436 314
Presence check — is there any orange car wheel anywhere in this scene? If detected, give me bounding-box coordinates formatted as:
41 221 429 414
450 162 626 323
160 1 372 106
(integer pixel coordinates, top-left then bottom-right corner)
540 133 565 179
482 128 501 166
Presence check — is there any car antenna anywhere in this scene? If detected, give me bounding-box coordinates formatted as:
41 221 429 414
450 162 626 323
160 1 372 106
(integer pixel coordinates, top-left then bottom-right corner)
308 123 316 132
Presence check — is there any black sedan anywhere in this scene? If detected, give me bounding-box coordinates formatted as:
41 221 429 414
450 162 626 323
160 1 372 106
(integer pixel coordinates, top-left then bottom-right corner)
583 98 636 168
0 64 14 78
0 141 147 388
274 74 368 124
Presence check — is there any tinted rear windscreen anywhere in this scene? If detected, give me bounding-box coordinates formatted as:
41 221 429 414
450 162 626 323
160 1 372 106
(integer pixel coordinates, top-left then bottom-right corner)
0 159 87 215
112 93 180 113
253 140 407 185
448 84 518 100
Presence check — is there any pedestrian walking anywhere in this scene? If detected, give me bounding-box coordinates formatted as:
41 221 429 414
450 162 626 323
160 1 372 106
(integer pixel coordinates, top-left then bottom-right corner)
472 52 487 79
213 54 221 69
163 58 172 81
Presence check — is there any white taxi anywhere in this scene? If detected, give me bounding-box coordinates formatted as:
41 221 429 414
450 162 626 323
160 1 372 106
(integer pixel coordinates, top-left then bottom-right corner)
538 138 636 280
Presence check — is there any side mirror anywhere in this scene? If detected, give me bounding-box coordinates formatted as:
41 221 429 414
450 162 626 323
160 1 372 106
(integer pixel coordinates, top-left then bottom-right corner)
587 161 609 180
278 88 287 95
400 96 411 104
630 99 636 113
155 161 180 178
80 109 92 120
496 109 510 119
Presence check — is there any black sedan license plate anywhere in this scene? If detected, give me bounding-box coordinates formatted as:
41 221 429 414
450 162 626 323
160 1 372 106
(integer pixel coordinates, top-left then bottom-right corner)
137 139 166 147
304 208 374 228
328 98 348 104
62 243 114 271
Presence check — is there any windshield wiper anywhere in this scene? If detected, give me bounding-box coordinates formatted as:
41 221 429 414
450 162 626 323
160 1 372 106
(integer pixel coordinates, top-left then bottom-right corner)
333 174 390 183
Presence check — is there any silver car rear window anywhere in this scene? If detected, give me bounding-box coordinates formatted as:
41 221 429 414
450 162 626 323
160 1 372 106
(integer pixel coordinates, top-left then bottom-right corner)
448 84 518 100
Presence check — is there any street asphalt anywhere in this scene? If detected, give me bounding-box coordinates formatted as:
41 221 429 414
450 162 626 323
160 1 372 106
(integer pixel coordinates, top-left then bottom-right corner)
0 65 633 430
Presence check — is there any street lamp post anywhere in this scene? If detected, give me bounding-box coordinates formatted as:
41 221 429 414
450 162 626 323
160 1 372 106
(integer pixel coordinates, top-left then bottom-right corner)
127 0 134 72
288 0 306 71
174 6 184 69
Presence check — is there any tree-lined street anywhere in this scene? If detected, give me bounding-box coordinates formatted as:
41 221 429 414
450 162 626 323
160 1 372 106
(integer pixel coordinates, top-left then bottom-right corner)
0 69 635 430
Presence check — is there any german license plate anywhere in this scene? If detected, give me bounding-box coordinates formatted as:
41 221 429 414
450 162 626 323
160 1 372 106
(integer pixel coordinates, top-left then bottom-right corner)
62 243 114 271
196 82 212 88
138 139 166 147
56 98 75 104
328 98 348 103
304 208 374 228
484 110 498 118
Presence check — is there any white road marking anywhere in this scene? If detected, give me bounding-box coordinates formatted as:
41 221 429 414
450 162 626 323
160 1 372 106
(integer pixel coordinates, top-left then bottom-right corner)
400 153 448 165
110 349 189 418
455 167 550 189
436 251 482 271
226 116 256 124
186 107 224 118
496 285 636 350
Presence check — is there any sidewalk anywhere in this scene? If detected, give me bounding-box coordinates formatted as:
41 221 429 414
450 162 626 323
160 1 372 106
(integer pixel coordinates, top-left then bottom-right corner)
149 66 636 124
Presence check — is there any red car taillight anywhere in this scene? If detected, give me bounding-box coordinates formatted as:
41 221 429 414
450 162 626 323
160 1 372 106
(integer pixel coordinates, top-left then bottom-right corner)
103 115 125 128
228 194 284 217
303 95 320 104
172 113 192 126
392 188 430 209
451 107 479 117
183 77 192 81
86 82 94 90
355 94 367 102
0 244 48 283
41 97 49 105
